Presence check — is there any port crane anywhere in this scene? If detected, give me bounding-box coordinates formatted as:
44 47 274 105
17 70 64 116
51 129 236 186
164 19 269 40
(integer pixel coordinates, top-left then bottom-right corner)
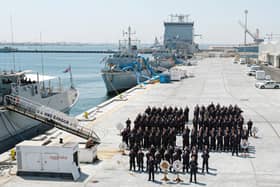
238 20 264 44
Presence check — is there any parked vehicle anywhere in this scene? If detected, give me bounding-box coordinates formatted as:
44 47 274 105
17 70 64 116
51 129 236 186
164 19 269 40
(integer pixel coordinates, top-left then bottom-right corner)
247 65 261 76
240 58 246 65
255 80 280 89
255 70 266 80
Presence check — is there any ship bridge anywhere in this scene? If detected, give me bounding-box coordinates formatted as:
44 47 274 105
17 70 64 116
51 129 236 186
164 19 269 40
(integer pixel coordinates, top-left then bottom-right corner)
3 95 100 144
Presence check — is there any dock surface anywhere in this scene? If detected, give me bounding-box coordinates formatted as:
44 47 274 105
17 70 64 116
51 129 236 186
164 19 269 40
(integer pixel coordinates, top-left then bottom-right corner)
1 57 280 187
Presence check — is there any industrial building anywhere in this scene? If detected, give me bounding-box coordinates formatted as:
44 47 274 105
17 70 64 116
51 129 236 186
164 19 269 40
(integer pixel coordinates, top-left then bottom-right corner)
259 41 280 68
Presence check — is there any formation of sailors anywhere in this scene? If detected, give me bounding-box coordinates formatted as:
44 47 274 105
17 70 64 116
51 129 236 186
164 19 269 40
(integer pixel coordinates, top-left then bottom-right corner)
121 104 253 183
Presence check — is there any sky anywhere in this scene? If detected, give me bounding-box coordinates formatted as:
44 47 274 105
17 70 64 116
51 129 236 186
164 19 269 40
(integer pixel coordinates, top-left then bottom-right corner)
0 0 279 44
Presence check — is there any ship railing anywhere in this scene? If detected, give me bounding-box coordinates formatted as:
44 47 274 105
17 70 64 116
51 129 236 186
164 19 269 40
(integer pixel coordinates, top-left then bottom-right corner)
4 95 100 144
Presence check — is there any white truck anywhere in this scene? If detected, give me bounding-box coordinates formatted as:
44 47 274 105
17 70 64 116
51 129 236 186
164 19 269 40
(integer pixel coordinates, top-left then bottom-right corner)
255 80 280 89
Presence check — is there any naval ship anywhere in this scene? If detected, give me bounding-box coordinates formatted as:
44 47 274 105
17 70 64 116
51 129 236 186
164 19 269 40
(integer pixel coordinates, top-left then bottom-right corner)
101 26 155 94
0 70 79 153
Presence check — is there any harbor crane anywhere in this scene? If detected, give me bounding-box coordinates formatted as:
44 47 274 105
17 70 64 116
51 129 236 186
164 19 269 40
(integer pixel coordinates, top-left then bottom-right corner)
238 20 264 44
238 10 264 45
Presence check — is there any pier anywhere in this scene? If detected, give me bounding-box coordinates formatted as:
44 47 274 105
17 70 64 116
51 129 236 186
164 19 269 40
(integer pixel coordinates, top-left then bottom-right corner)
0 49 154 54
1 57 280 186
0 49 118 54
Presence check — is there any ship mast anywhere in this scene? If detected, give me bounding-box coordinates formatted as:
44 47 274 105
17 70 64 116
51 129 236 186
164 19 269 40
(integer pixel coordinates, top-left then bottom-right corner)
123 26 135 52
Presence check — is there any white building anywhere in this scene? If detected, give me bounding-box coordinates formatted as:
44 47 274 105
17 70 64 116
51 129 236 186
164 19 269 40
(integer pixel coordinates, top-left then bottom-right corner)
259 41 280 68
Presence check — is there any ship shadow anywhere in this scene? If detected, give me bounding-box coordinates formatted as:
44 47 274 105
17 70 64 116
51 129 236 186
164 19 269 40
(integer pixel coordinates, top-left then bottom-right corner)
19 172 89 183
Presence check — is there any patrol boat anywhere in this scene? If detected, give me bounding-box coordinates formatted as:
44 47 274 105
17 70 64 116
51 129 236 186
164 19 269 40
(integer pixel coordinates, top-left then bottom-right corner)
0 69 79 153
101 26 156 94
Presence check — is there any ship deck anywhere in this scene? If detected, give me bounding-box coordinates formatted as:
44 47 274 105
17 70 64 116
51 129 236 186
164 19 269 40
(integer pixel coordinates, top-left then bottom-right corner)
1 57 280 187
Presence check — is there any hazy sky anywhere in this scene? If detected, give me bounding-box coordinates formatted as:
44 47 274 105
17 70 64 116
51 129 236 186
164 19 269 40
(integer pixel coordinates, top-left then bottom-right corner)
0 0 279 44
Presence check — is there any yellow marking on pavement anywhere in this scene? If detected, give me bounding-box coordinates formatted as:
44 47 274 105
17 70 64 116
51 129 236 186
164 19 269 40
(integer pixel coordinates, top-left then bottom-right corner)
98 149 119 160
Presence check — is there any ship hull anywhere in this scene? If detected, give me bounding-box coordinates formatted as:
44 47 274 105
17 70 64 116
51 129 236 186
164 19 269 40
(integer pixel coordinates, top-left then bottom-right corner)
101 70 150 94
0 88 78 153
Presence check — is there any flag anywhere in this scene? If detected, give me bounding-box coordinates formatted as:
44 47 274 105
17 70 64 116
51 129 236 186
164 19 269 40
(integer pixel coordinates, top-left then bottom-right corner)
63 66 71 73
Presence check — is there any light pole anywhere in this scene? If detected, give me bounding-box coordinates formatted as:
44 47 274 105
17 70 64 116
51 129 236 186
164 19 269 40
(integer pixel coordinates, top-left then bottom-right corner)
244 10 248 46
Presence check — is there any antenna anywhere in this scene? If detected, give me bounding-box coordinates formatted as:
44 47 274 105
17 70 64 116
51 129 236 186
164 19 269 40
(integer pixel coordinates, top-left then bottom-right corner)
10 16 16 71
40 32 45 89
123 26 136 50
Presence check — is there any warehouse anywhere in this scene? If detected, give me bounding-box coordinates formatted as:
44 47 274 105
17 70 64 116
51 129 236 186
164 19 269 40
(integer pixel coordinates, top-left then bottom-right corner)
259 41 280 68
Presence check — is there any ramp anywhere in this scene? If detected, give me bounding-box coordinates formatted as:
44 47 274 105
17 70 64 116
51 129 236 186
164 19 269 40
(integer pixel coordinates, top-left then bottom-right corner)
4 95 100 144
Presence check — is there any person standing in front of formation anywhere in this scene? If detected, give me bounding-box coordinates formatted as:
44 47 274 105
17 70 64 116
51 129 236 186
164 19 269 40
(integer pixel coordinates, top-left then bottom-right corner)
148 155 155 182
247 119 253 136
189 155 198 183
201 145 210 173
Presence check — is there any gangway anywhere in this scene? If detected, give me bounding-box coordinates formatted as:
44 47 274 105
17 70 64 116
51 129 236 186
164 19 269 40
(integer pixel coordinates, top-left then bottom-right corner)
4 95 100 144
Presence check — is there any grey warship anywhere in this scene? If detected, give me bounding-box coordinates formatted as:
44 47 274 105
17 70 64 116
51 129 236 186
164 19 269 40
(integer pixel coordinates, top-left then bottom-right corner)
0 70 79 153
101 26 155 94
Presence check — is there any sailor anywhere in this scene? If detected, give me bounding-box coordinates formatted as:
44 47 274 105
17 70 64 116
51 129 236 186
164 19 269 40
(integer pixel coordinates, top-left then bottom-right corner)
182 126 190 148
182 147 190 173
224 131 230 152
210 128 216 151
189 155 198 183
143 127 149 149
198 129 203 151
247 119 253 136
164 149 171 164
129 149 136 171
126 118 131 130
121 127 129 147
184 106 190 123
137 149 144 171
148 156 155 182
216 131 223 151
155 131 161 148
203 131 210 148
231 133 239 156
128 132 135 149
201 146 210 173
190 129 197 149
155 149 161 172
146 150 151 172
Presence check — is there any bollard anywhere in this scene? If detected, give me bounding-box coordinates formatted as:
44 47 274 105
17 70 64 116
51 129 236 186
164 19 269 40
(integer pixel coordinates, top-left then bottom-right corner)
10 148 16 161
84 111 89 119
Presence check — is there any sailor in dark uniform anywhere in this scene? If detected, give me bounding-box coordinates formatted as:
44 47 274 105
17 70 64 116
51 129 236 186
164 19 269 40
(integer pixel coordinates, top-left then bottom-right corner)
137 149 144 171
129 149 136 171
182 126 190 149
216 131 223 151
224 131 230 152
210 128 216 151
231 133 238 156
126 118 131 130
201 146 210 173
182 147 190 173
247 119 253 136
189 155 198 183
148 156 155 181
155 149 161 172
184 106 190 123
